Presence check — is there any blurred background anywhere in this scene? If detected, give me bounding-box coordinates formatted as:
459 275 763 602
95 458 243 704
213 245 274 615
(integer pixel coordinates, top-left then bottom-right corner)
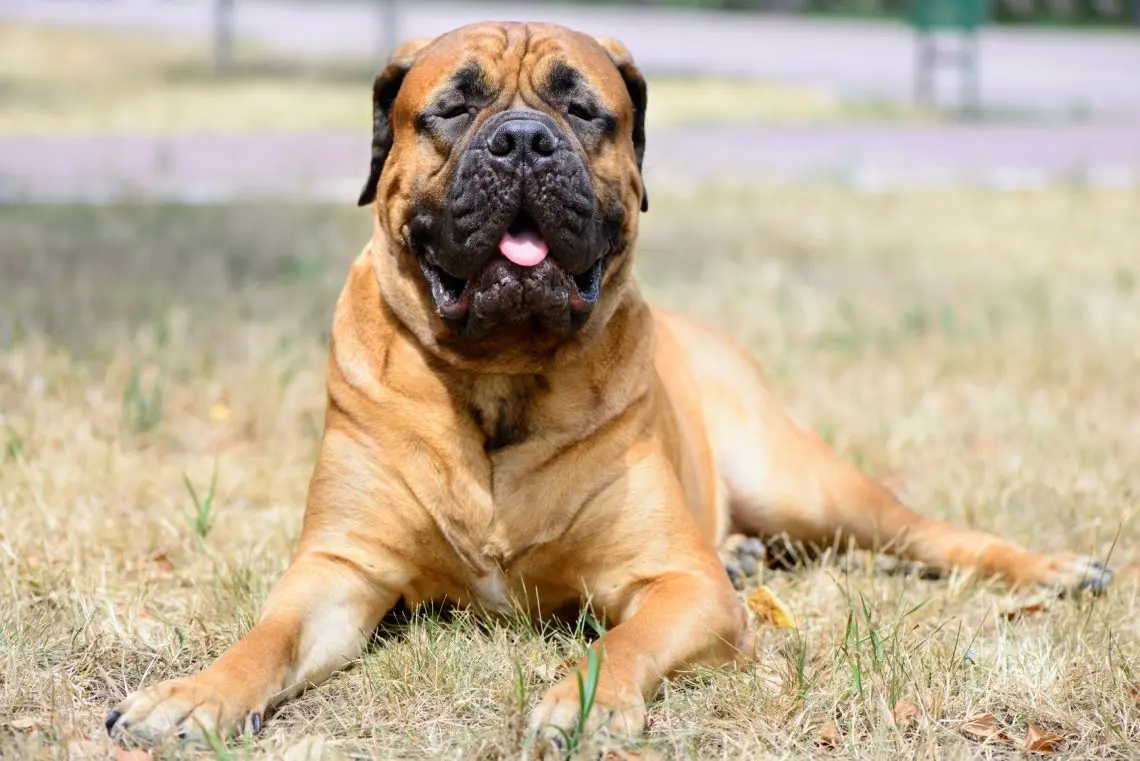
2 0 1139 205
2 3 1140 758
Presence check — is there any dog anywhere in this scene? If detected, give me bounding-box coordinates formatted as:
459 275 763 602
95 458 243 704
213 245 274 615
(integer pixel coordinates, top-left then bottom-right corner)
106 21 1113 746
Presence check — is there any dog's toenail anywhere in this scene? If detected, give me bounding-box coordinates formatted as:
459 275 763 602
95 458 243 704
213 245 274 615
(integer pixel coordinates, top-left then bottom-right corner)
250 711 262 734
104 710 121 735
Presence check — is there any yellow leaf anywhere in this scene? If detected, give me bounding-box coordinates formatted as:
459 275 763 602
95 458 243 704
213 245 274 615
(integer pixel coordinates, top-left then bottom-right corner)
746 585 796 629
208 402 232 422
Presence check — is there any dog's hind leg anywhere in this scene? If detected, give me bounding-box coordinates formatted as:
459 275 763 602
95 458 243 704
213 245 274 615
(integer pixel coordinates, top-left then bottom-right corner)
717 410 1110 594
662 310 1112 594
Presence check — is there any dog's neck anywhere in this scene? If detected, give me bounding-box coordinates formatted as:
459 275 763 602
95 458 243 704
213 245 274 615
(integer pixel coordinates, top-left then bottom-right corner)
464 374 542 451
335 241 655 456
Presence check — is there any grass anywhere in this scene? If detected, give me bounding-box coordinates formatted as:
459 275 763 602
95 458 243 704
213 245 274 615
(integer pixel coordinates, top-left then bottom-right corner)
1 182 1139 759
0 22 937 135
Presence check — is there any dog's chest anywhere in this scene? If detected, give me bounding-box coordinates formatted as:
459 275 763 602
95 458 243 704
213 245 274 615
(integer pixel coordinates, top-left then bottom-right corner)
469 566 515 613
467 375 542 450
447 375 594 612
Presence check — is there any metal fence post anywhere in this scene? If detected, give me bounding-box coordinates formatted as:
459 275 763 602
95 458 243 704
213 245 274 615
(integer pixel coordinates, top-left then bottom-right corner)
213 0 235 73
910 0 985 117
379 0 401 60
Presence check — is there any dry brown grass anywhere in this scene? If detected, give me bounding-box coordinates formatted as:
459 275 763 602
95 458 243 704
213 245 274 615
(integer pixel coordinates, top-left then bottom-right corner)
2 183 1139 759
0 22 935 135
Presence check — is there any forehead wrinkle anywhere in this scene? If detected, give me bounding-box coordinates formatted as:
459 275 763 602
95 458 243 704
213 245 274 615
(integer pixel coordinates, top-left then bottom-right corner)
414 25 510 95
448 61 490 99
518 34 581 106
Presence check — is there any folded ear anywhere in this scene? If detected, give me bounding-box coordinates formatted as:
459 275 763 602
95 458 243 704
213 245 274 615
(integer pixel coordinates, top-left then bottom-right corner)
357 37 435 207
594 36 648 213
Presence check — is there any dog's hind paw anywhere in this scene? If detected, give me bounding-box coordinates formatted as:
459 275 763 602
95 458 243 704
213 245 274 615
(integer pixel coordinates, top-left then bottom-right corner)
720 534 766 590
1051 554 1114 596
1019 552 1114 597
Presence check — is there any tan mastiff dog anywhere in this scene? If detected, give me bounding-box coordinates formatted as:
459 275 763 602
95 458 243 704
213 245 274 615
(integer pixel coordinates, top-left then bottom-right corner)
107 21 1112 746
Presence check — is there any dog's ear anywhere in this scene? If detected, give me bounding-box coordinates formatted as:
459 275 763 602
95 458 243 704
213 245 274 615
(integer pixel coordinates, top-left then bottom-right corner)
594 36 648 213
358 37 435 207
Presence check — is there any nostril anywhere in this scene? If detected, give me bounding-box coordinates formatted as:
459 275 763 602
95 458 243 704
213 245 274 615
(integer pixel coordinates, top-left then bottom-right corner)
488 119 558 161
488 129 515 157
531 127 557 157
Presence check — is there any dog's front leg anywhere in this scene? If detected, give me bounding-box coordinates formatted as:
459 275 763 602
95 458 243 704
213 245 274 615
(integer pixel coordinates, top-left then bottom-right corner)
106 546 401 745
529 567 747 742
106 422 420 747
527 478 750 743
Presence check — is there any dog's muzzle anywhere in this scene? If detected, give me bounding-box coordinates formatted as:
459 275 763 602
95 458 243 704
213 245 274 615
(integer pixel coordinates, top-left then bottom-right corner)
408 109 623 338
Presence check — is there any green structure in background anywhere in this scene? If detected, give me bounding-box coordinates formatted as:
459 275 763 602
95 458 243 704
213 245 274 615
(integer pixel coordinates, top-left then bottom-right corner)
910 0 987 116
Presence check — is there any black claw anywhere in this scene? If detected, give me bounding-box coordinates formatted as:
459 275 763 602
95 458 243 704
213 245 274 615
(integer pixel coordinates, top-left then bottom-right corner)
104 710 122 736
177 728 189 741
725 563 745 590
250 711 262 735
1059 562 1114 599
1080 567 1114 596
549 733 567 752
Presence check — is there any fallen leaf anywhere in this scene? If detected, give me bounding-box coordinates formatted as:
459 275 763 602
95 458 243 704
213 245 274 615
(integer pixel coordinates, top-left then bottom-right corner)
9 716 39 730
1001 601 1048 622
1023 723 1063 753
746 585 797 629
960 713 1005 742
816 721 842 747
890 699 920 730
147 550 173 573
208 402 232 422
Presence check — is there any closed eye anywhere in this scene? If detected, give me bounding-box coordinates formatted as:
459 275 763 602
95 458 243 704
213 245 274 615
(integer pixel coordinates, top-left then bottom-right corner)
438 103 472 120
567 102 596 121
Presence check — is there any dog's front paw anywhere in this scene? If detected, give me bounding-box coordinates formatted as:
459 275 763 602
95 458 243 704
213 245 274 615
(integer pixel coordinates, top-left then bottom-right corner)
106 675 264 746
528 674 646 747
1040 553 1114 596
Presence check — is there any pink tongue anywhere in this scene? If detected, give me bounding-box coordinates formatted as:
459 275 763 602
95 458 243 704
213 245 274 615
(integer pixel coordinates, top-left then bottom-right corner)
498 230 548 267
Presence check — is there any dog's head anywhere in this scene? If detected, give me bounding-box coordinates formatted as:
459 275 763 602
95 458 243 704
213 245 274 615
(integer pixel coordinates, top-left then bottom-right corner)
358 22 648 372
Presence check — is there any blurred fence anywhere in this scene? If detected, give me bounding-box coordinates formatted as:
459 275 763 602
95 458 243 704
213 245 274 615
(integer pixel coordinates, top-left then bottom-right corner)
579 0 1137 24
204 0 1138 69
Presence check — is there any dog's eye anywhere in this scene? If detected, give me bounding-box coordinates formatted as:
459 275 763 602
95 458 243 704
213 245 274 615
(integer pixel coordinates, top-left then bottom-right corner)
438 104 472 120
566 102 597 122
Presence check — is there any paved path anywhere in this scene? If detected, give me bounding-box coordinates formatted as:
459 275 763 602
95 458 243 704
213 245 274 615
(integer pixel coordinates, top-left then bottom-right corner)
4 1 1138 200
6 0 1140 120
4 123 1138 203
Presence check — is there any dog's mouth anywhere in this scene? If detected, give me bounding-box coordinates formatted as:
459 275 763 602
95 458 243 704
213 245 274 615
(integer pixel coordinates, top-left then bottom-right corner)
420 210 606 323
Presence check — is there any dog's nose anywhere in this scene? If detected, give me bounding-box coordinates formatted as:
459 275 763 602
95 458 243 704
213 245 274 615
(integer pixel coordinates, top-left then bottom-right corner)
487 119 558 163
